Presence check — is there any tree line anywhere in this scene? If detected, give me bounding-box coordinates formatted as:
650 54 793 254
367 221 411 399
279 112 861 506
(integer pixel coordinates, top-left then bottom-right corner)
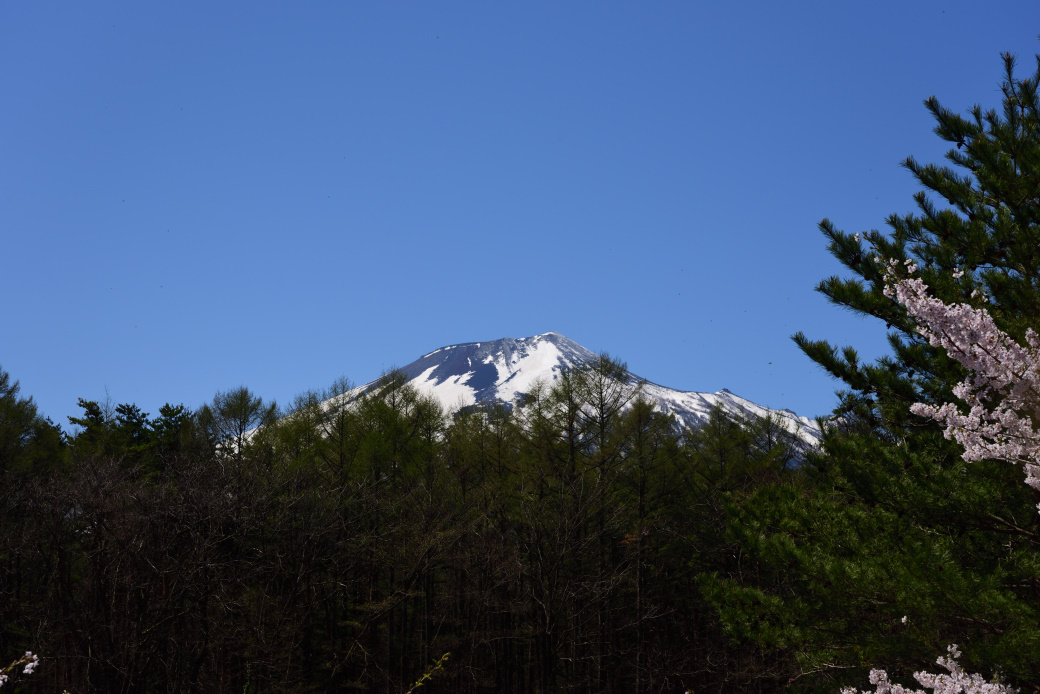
0 360 805 693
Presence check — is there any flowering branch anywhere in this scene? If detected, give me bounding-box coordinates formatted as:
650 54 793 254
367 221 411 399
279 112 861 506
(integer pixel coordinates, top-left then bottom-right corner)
840 644 1016 694
0 652 39 688
878 257 1040 498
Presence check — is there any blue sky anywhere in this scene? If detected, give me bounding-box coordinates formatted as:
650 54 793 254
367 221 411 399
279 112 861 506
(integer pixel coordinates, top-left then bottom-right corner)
3 2 1038 426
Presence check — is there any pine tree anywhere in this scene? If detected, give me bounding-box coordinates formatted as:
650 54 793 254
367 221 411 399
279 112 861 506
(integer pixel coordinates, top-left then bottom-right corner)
706 53 1040 691
0 366 61 474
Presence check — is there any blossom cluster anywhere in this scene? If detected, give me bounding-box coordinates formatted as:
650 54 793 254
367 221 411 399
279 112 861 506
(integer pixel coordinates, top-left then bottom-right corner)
840 645 1016 694
879 258 1040 497
0 651 39 687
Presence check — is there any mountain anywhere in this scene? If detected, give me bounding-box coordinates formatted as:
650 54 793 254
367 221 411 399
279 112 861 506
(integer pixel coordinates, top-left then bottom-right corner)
357 332 821 444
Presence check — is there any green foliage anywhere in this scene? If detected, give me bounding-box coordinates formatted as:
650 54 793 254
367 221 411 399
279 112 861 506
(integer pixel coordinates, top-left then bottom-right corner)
704 53 1040 692
0 366 61 475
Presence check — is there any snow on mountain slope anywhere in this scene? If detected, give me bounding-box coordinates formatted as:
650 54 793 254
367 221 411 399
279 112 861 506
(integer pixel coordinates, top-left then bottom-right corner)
357 332 821 445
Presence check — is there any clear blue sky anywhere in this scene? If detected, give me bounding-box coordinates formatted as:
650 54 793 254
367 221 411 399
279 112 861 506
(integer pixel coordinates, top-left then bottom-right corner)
3 2 1038 427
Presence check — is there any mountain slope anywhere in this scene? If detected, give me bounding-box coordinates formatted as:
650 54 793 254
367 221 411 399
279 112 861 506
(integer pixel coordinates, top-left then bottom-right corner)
359 332 821 444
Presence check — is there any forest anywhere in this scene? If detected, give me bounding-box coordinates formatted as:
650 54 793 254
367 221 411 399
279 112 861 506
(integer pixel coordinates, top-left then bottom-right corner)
3 54 1040 693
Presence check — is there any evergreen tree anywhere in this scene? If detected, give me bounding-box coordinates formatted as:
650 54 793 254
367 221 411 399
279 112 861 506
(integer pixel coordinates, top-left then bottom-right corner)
150 402 193 456
705 53 1040 691
0 366 61 474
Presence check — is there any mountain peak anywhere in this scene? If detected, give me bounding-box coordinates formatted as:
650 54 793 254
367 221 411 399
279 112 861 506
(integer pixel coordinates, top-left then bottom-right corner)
362 333 820 444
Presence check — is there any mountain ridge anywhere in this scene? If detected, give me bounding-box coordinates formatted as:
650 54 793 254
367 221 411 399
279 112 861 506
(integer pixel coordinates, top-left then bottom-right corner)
355 332 821 445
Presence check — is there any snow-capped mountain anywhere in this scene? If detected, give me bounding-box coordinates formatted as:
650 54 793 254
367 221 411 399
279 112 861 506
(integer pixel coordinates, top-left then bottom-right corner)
358 332 821 445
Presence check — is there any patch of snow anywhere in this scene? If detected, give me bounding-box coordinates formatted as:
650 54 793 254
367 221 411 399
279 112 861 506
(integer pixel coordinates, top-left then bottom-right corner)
410 366 478 410
493 341 564 400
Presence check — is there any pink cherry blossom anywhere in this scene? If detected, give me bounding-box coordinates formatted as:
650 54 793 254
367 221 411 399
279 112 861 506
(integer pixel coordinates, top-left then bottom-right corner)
841 645 1016 694
880 259 1040 497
